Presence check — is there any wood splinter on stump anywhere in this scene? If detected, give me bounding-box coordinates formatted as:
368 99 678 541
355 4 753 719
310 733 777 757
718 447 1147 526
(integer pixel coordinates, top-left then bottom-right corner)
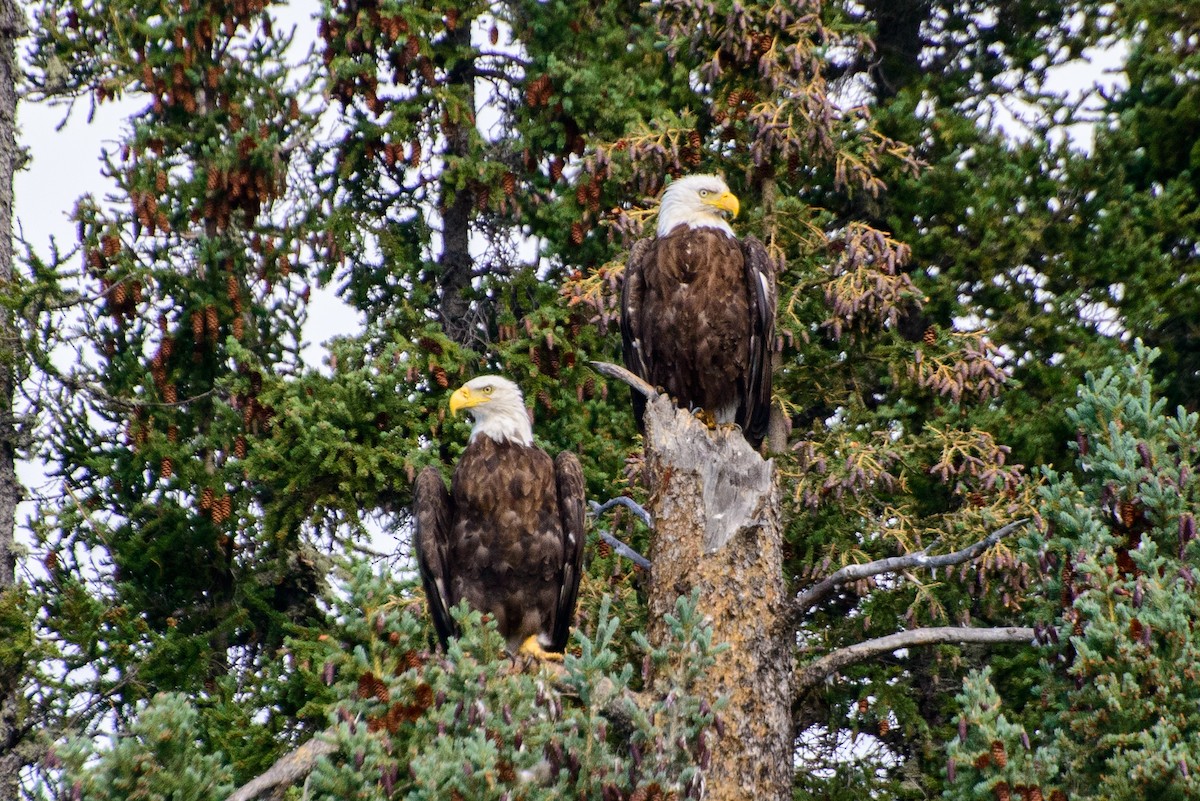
591 361 793 801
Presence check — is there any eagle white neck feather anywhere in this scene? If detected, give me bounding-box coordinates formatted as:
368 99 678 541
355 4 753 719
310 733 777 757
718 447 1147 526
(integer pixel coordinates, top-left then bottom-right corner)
470 407 533 446
463 376 534 447
656 175 736 238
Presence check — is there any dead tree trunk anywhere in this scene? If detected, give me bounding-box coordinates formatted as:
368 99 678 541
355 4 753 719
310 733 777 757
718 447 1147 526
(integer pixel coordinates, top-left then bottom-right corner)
597 363 794 800
0 1 27 795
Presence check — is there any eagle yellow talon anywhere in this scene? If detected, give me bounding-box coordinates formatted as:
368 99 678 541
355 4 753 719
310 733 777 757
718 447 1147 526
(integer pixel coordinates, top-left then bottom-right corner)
692 409 718 430
518 635 564 662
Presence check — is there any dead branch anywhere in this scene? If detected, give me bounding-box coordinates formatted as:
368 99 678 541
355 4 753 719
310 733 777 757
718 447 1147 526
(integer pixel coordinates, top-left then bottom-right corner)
590 360 656 398
795 625 1036 691
790 518 1029 622
223 735 337 801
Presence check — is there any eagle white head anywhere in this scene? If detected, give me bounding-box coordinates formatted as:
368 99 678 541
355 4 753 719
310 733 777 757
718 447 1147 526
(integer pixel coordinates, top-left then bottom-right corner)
449 375 534 446
656 174 741 238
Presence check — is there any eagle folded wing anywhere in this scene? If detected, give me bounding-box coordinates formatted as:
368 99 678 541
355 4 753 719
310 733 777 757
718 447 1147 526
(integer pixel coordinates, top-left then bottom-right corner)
413 466 456 647
552 451 587 652
740 235 778 446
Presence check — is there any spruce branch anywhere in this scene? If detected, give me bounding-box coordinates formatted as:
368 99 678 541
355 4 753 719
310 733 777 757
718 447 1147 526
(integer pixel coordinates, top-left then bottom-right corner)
790 518 1029 622
796 626 1036 691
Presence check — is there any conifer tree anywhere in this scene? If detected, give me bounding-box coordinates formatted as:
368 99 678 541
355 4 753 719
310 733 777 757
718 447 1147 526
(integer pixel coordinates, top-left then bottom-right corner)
19 0 1200 799
947 345 1200 800
24 0 326 767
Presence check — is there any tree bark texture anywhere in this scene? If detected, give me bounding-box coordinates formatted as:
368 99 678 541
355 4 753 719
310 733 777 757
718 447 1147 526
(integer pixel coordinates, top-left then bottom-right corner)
0 1 26 796
437 21 477 347
640 392 793 801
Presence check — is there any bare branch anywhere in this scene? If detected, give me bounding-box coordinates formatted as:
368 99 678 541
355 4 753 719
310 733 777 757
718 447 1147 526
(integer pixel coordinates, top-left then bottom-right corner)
589 497 653 528
597 529 651 571
589 498 653 569
224 736 337 801
590 360 656 399
796 626 1036 691
790 519 1029 622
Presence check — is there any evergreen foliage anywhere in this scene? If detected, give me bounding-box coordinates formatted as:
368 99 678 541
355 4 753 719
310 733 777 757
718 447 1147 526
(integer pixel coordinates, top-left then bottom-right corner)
946 345 1200 800
55 692 234 801
8 0 1200 797
304 563 721 801
58 562 723 801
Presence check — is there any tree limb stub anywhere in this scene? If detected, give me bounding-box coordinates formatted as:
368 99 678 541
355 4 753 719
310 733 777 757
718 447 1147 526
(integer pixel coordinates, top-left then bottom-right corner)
590 360 656 399
790 518 1030 622
795 625 1036 692
223 736 337 801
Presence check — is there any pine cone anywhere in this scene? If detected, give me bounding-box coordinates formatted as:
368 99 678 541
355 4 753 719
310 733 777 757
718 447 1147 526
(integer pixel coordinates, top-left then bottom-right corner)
991 740 1007 769
160 456 173 478
234 435 247 459
431 365 449 388
205 305 219 341
994 782 1011 801
357 672 376 700
1120 499 1137 528
200 486 214 510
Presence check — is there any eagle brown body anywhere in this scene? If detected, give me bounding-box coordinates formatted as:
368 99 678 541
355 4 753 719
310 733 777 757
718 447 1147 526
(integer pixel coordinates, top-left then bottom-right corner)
413 377 585 657
622 175 776 448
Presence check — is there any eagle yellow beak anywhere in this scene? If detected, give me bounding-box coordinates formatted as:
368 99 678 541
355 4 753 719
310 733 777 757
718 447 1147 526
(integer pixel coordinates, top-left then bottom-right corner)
707 190 740 219
449 385 483 416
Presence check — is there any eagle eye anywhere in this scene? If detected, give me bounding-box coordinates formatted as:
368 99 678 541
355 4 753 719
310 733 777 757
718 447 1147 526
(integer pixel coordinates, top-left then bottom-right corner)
482 386 493 394
699 189 709 198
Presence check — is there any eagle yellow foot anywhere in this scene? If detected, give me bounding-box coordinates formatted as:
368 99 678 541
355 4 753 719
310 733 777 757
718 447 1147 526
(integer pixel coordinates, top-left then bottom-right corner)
518 635 564 663
692 408 718 430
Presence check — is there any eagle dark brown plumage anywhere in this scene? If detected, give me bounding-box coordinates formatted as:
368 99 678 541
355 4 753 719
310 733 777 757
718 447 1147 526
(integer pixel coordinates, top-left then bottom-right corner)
621 174 777 448
413 376 586 660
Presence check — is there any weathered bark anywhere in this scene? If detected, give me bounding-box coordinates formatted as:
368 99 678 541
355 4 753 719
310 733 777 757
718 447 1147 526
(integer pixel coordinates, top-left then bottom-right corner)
596 362 794 800
437 22 477 347
0 0 27 796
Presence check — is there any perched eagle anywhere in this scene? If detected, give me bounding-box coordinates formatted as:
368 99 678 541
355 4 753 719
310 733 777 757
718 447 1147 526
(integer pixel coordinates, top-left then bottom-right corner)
413 376 586 661
621 174 777 448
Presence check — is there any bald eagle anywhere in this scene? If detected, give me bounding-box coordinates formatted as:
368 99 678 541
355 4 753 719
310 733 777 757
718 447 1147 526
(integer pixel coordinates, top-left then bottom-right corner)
413 376 586 660
621 174 777 448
